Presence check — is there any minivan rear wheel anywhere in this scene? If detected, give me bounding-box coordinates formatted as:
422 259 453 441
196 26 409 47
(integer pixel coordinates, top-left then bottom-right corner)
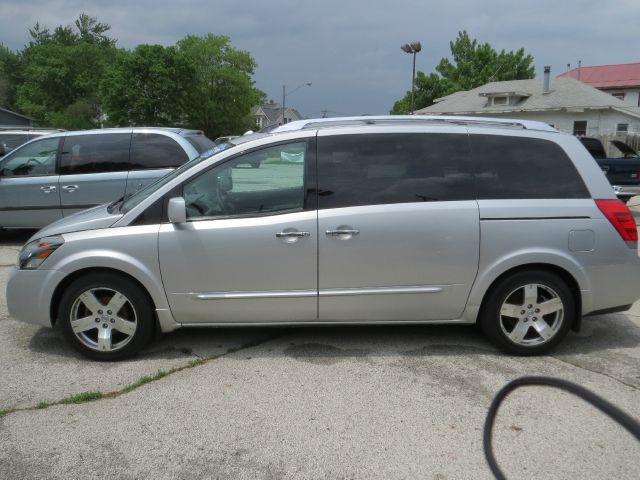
479 270 574 355
58 273 154 361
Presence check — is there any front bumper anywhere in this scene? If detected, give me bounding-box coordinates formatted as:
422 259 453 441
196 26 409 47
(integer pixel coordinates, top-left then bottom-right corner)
7 268 66 327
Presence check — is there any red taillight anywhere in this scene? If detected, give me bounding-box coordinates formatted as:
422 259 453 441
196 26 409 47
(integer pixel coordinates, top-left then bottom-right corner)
595 199 638 243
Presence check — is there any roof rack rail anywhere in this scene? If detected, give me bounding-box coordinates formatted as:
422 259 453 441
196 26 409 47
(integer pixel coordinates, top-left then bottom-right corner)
273 115 557 133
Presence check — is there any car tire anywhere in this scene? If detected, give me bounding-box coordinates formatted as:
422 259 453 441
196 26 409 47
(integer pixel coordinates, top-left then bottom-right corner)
58 272 155 361
479 270 574 356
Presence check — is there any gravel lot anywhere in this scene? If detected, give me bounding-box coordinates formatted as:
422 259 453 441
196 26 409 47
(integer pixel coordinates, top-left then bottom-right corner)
1 212 639 479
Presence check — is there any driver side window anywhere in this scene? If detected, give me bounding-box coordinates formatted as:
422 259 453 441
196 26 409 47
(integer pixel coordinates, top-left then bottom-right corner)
184 142 306 220
0 137 60 177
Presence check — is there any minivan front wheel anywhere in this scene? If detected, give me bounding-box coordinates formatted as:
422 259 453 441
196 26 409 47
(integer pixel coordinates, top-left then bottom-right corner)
480 270 574 355
59 273 154 360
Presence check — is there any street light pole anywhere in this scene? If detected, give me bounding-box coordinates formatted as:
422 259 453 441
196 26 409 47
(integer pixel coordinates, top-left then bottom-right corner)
401 41 422 114
281 82 312 125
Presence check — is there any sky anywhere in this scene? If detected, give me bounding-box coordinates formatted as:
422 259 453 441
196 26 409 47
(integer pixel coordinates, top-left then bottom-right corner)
1 0 639 119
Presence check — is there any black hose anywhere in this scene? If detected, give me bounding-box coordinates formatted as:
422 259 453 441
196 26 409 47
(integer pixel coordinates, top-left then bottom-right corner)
483 376 640 480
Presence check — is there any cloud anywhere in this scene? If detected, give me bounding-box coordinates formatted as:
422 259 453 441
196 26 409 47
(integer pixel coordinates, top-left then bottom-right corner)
1 0 638 119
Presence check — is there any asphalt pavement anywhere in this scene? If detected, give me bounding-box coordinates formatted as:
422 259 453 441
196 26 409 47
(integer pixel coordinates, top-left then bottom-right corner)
0 211 639 479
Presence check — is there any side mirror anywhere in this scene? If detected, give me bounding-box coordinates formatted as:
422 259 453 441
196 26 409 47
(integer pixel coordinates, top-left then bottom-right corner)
167 196 186 224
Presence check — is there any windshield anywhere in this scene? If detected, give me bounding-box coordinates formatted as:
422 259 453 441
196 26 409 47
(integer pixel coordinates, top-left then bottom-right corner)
120 142 234 214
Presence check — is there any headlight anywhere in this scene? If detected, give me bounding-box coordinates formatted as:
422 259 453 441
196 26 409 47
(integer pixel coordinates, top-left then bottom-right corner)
17 236 64 270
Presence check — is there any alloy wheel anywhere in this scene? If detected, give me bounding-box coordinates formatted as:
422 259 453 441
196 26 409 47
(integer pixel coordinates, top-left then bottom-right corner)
498 283 564 347
69 287 138 352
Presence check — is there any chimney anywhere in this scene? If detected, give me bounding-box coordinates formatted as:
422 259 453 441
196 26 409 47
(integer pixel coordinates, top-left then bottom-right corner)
577 60 582 81
543 66 551 94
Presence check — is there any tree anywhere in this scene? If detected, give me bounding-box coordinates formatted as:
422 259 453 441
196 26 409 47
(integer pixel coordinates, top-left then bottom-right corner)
100 45 196 126
0 44 22 110
391 31 535 114
390 72 452 115
176 34 264 138
15 14 117 128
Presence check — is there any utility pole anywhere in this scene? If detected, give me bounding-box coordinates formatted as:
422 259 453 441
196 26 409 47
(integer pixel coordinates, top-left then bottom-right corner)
401 42 422 114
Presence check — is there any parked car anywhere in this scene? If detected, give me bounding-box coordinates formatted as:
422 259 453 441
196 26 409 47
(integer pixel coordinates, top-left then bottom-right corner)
7 116 640 360
0 127 215 229
0 127 64 157
579 137 640 203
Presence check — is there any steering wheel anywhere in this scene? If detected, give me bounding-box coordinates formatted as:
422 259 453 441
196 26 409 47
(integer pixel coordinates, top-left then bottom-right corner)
186 193 207 216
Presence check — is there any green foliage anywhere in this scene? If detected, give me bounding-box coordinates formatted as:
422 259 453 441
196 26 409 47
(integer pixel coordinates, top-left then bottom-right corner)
15 13 117 128
101 45 196 126
5 17 264 134
391 72 452 115
0 44 21 109
176 34 265 138
392 30 535 113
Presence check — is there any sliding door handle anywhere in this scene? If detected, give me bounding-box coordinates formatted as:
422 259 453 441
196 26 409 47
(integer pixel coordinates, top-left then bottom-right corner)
325 229 359 236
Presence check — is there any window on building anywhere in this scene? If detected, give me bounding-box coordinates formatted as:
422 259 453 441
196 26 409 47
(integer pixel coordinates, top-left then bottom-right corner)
492 96 508 106
573 121 587 136
616 123 629 134
611 92 625 101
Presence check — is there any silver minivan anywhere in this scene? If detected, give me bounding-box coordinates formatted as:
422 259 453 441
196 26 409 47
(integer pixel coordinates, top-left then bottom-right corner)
0 127 214 229
7 116 640 360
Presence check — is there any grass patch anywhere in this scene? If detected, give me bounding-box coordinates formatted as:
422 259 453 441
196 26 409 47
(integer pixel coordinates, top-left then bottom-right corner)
121 369 169 394
60 391 103 405
1 333 285 419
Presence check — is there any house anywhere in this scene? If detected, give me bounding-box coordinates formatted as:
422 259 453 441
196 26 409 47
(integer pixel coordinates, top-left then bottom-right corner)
558 62 640 108
0 107 32 127
252 100 304 129
416 70 640 138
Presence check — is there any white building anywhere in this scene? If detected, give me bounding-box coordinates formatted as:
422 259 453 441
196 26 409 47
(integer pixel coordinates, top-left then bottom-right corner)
416 74 640 138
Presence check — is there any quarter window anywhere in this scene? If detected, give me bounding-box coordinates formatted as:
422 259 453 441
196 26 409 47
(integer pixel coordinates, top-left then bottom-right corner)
130 133 188 169
184 142 306 220
60 133 131 175
471 135 589 199
317 133 474 209
0 137 60 177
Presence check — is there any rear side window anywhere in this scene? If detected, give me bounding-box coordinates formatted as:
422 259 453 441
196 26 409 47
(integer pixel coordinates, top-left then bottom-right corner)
60 133 131 175
317 133 474 209
184 135 216 154
130 133 189 169
471 135 589 199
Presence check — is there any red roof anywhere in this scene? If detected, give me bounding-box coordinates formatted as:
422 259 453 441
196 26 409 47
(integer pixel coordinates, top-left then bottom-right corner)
558 62 640 89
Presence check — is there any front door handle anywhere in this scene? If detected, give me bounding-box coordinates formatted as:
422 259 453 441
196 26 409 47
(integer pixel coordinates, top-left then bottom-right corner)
276 231 310 238
40 185 56 193
325 229 359 236
62 185 79 192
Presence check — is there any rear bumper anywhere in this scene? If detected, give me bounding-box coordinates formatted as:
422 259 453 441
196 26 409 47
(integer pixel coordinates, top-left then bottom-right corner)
6 268 66 327
612 185 640 198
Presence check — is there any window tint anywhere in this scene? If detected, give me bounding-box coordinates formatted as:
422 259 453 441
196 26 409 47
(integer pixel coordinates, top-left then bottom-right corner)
0 137 60 177
130 133 188 169
184 135 216 154
60 133 131 175
471 135 589 199
317 133 474 209
184 142 306 220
